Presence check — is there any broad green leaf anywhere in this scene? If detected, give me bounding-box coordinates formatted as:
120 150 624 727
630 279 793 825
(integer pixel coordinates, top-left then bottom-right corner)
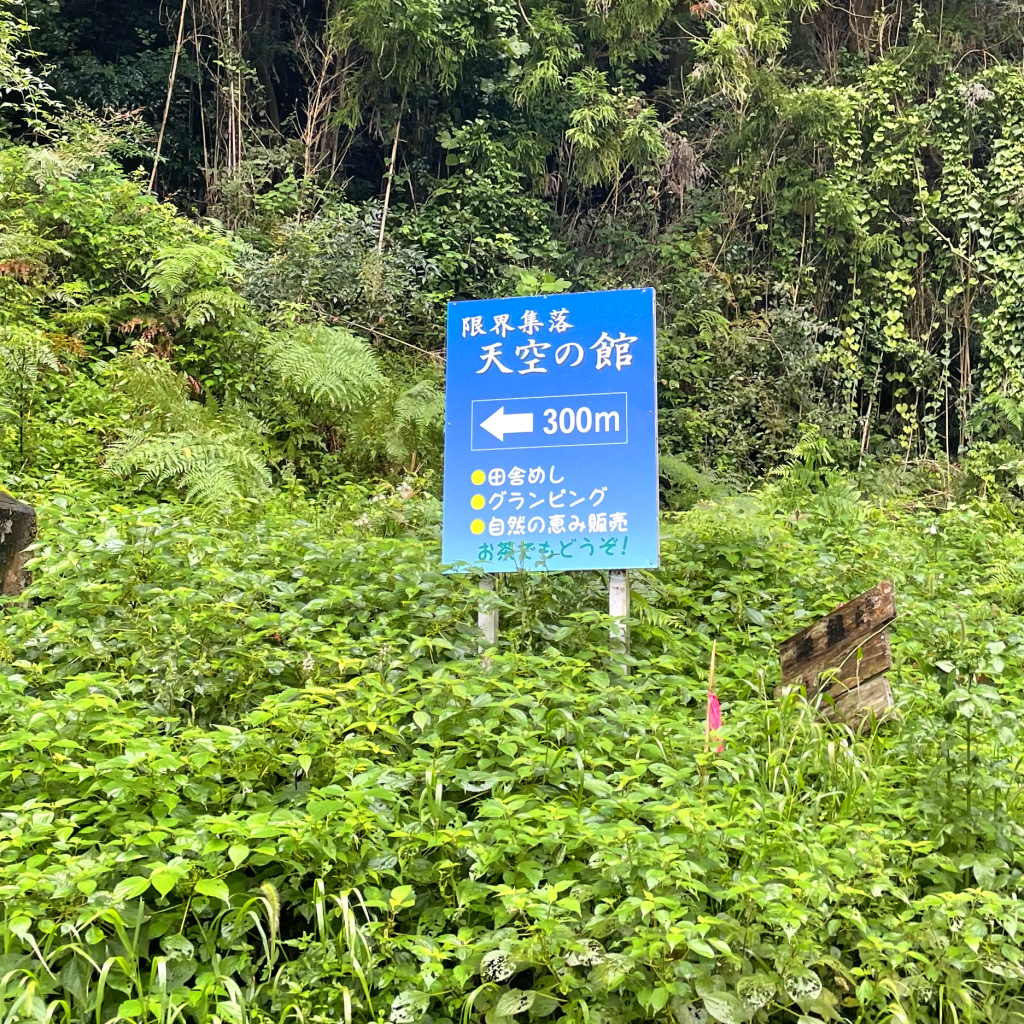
702 991 746 1024
495 990 534 1016
528 993 559 1017
113 876 150 901
648 987 670 1012
389 884 416 910
195 878 230 903
228 845 250 867
150 866 180 897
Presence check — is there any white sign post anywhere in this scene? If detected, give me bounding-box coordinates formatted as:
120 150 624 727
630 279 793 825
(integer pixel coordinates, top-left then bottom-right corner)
609 568 630 673
478 575 498 653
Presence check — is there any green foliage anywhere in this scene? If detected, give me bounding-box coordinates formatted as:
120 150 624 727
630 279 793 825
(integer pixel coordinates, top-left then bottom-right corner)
0 0 54 133
0 140 440 496
655 300 844 478
106 362 270 509
12 8 1024 1024
3 476 1024 1023
105 355 272 505
22 0 1024 480
266 324 385 413
350 375 446 476
147 241 247 331
398 156 569 298
108 420 270 505
0 324 61 460
330 0 473 99
665 40 1024 469
509 268 571 297
239 200 439 341
564 70 667 189
19 0 1024 478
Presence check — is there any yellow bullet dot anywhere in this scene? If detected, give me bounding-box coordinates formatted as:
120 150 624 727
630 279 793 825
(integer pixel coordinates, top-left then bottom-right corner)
470 519 485 535
471 469 486 485
470 494 486 510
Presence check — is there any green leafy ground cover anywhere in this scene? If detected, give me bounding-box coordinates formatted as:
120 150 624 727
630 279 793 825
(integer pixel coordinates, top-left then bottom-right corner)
3 468 1024 1024
7 4 1024 1022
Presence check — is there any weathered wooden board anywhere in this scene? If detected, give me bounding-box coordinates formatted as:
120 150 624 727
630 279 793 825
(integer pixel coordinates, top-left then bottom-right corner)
789 628 892 700
778 581 896 728
821 675 893 731
0 493 36 596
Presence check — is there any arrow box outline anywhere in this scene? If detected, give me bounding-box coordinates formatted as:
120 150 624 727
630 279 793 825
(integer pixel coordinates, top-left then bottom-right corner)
470 391 629 452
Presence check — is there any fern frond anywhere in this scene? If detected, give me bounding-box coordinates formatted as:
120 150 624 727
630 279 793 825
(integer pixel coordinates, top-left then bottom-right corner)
23 148 80 185
0 231 62 281
109 354 189 420
53 304 115 336
106 425 270 505
0 327 61 386
630 598 675 630
393 379 444 429
266 325 385 414
106 354 270 505
382 378 444 465
181 286 247 329
0 230 61 263
147 241 238 301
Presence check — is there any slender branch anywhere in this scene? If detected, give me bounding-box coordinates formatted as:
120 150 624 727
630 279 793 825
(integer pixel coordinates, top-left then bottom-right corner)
377 90 406 255
150 0 190 193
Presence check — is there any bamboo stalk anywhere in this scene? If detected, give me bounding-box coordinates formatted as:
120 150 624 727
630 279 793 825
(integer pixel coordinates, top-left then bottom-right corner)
149 0 190 193
377 91 406 254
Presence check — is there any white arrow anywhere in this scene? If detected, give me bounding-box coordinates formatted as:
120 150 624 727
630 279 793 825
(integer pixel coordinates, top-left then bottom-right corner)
480 406 534 441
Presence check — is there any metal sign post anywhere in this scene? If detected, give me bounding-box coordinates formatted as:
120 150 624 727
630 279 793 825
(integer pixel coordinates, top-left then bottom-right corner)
609 568 630 673
442 288 660 650
478 574 498 650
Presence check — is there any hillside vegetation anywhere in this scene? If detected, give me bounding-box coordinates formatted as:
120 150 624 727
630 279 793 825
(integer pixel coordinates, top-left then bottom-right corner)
6 464 1024 1024
5 0 1024 1022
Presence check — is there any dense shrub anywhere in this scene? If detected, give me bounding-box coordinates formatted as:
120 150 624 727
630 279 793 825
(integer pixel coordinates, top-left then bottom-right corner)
3 476 1024 1023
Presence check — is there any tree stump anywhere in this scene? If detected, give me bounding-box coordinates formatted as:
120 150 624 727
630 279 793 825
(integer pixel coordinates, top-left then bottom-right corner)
0 494 36 596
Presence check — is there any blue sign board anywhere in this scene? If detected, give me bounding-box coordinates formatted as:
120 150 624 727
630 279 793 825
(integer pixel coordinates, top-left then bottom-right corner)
442 288 659 572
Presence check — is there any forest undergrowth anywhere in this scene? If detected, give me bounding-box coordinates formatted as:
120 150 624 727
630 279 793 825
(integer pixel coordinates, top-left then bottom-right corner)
6 0 1024 1019
3 454 1024 1024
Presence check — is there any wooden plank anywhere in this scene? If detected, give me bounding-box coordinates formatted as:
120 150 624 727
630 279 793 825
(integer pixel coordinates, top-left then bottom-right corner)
777 582 897 731
780 581 895 689
799 630 892 700
819 675 894 729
